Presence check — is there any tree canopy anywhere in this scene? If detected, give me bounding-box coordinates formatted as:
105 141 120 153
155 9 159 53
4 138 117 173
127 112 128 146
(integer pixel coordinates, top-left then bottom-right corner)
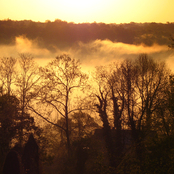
0 52 174 174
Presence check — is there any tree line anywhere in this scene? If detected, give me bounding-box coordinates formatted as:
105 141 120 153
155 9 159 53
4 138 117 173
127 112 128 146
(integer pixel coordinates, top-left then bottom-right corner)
1 19 174 49
0 53 174 173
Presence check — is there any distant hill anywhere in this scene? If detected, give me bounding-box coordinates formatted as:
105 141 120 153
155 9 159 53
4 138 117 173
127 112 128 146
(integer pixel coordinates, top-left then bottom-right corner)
0 19 174 50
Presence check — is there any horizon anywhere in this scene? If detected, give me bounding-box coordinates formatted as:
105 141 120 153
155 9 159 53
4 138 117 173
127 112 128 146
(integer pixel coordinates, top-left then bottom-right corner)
1 1 174 173
0 19 174 72
1 18 174 25
0 0 174 24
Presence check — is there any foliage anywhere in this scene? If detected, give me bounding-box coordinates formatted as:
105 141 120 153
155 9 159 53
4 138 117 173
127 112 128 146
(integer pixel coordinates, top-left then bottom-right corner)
92 54 172 172
0 19 174 51
142 135 174 174
0 55 44 172
0 95 20 151
0 52 174 173
0 94 37 171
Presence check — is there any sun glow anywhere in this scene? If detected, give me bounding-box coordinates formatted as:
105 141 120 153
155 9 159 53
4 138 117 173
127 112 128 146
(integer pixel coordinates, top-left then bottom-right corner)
0 0 174 24
65 0 99 10
57 0 106 23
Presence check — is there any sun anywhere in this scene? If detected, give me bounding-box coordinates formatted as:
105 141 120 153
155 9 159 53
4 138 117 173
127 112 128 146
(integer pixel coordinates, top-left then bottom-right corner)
58 0 105 23
63 0 100 11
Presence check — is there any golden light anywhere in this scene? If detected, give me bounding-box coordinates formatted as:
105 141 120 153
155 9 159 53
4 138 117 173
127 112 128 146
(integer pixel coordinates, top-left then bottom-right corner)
60 0 101 13
1 0 174 24
57 0 106 23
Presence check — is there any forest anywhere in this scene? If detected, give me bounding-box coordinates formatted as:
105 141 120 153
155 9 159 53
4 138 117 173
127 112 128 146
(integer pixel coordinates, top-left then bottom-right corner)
0 19 174 174
0 52 174 174
0 19 174 50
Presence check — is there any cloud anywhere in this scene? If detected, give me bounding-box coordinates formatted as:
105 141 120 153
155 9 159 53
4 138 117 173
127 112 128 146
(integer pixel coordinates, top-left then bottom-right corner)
68 39 173 71
69 39 170 62
0 36 173 71
0 36 58 66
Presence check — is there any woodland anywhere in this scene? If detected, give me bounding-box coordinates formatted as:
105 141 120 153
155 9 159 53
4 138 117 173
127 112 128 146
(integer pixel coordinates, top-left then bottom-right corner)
0 53 174 174
0 19 174 174
0 19 174 49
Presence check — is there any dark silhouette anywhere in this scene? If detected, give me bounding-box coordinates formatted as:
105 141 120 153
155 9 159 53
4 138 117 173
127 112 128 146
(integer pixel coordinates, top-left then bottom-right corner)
29 55 88 155
0 19 173 50
95 94 116 168
76 146 89 174
22 134 40 174
1 51 174 173
3 150 23 174
3 134 41 174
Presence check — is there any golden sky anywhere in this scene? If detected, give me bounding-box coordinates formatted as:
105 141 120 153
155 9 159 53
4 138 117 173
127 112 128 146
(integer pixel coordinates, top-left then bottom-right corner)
0 0 174 23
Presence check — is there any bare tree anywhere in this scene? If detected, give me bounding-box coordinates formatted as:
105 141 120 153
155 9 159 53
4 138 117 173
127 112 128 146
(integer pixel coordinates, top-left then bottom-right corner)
93 64 126 167
30 54 88 153
134 54 168 132
0 57 17 96
108 65 125 166
121 54 169 162
92 54 170 168
15 53 41 145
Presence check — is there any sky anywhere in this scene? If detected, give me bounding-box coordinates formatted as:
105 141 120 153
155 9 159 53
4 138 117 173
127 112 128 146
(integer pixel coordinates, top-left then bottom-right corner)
0 0 174 71
0 0 174 24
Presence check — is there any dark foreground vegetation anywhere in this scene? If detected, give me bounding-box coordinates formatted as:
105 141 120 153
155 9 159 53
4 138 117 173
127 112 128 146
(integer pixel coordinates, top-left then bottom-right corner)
0 53 174 174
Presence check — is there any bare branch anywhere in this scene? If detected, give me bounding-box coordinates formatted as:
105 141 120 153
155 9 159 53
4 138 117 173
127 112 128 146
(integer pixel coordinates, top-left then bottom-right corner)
44 99 65 118
28 105 66 131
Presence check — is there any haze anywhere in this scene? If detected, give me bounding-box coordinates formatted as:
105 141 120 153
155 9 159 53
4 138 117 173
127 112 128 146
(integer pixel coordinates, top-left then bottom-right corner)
0 0 174 24
0 36 173 72
0 1 174 173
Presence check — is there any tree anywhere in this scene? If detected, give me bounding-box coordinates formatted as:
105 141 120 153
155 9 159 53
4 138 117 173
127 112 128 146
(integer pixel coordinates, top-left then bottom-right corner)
93 66 115 167
55 111 100 144
92 54 170 170
0 94 40 153
30 54 88 154
108 56 173 173
120 54 169 163
15 53 41 145
93 64 125 168
0 95 20 152
167 75 174 132
71 111 100 139
168 35 174 49
0 57 17 96
0 55 40 146
153 74 174 136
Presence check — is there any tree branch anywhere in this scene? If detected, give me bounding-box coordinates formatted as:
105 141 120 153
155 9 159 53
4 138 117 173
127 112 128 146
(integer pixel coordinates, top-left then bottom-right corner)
28 105 66 131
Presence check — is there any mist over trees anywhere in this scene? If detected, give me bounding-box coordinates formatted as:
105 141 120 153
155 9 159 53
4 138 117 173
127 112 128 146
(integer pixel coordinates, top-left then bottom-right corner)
29 54 88 154
0 52 174 173
0 19 174 51
0 56 42 172
1 17 174 174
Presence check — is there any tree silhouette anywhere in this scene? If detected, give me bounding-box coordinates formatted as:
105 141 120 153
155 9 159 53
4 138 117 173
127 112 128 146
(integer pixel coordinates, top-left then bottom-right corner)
30 54 88 154
16 53 41 145
0 57 17 96
93 65 125 168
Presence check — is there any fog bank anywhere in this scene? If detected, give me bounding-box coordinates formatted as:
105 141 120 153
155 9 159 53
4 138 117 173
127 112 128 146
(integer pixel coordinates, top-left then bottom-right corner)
0 36 173 71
